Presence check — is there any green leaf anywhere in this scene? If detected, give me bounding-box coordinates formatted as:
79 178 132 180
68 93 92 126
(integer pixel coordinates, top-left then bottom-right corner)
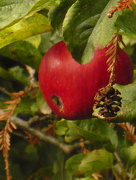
0 13 52 48
66 153 86 174
0 40 42 70
82 0 121 63
55 119 76 140
27 0 60 16
0 0 59 29
0 0 38 29
49 0 76 33
36 89 51 114
115 5 136 40
0 67 16 80
14 95 38 115
114 83 136 122
55 119 68 136
30 167 53 179
120 143 136 166
49 0 122 64
56 119 118 151
79 149 113 175
66 149 113 176
25 145 39 161
70 119 118 151
9 66 29 85
39 32 59 54
24 35 41 48
62 0 109 62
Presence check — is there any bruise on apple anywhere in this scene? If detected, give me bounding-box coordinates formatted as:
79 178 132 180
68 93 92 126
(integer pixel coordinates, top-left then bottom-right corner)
51 95 64 112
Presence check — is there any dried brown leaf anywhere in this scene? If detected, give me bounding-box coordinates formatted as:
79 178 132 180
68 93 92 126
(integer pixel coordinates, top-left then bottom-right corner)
10 122 17 130
7 125 13 133
117 122 136 143
11 91 25 99
4 100 17 104
92 172 103 179
107 0 134 18
107 54 116 64
105 34 124 85
105 46 114 55
0 112 10 121
0 68 39 180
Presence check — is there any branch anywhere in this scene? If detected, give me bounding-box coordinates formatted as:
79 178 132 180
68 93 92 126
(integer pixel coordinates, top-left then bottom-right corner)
0 87 11 96
10 116 80 154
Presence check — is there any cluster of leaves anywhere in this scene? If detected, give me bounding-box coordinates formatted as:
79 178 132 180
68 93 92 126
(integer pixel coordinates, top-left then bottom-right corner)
0 0 136 180
56 118 136 179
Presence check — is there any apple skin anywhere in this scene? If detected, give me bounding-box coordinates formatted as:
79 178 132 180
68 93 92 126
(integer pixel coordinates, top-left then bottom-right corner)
39 41 133 120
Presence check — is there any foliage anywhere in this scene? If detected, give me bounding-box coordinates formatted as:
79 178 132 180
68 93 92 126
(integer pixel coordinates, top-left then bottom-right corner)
0 0 136 180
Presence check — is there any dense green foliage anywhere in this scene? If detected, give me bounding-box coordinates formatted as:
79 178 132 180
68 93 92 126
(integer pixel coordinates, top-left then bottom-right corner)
0 0 136 180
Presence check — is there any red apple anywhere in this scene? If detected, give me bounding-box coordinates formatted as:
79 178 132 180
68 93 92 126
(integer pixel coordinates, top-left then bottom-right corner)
38 41 133 120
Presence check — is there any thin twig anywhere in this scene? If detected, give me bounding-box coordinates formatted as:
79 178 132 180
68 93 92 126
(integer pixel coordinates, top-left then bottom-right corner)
28 114 57 125
10 116 81 154
0 87 11 97
11 131 28 140
113 152 129 180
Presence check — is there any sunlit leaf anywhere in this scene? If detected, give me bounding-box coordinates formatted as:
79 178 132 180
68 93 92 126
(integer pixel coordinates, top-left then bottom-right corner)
66 149 113 176
36 90 51 114
55 119 68 136
0 0 38 29
0 13 52 48
24 35 41 48
0 0 59 29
